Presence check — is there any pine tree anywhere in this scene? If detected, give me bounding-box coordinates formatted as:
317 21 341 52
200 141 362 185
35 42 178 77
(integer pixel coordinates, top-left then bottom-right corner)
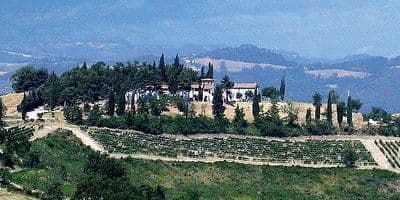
212 85 225 117
252 90 261 119
159 54 166 82
206 62 214 79
107 90 115 116
326 90 333 124
337 101 346 127
312 92 322 120
279 76 286 101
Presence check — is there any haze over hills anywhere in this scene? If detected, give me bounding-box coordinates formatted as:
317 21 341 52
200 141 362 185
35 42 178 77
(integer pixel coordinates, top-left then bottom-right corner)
1 43 399 113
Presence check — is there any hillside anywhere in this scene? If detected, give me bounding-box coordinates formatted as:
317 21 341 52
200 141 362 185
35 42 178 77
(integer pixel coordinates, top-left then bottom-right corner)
8 131 400 199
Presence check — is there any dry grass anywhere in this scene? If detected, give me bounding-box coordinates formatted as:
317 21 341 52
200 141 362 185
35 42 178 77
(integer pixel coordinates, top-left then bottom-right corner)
0 188 35 200
1 92 24 118
163 101 365 128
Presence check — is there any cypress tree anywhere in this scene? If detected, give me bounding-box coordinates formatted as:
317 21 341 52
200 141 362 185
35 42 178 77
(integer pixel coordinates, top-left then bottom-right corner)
337 101 346 127
200 66 205 79
347 96 353 128
252 90 261 119
221 75 234 103
88 104 101 126
327 90 333 124
279 76 286 101
312 92 322 120
212 85 225 117
0 98 5 127
206 62 214 79
159 54 166 82
20 93 27 121
198 80 203 102
306 108 312 123
107 90 115 116
116 92 125 116
233 105 247 134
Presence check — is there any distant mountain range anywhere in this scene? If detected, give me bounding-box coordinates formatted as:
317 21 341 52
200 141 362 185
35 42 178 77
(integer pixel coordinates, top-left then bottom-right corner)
1 43 399 113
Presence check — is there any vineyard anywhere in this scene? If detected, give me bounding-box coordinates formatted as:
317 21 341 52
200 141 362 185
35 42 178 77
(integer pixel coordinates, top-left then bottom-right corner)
376 140 400 169
89 129 376 167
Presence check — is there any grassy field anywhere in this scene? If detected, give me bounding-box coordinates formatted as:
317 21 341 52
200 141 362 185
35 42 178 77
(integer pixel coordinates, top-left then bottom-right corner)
10 131 400 199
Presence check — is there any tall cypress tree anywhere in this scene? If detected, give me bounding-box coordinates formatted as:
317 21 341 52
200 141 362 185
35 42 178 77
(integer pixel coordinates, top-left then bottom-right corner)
0 97 5 127
116 92 125 116
20 93 27 121
107 90 115 116
306 108 312 123
337 101 346 127
200 66 205 79
159 54 166 82
279 76 286 101
312 92 322 120
326 90 333 124
212 85 225 117
347 96 353 128
221 75 234 103
252 89 261 119
206 62 214 79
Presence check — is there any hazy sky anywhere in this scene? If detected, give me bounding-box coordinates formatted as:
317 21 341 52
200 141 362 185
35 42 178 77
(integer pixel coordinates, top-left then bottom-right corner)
1 0 399 58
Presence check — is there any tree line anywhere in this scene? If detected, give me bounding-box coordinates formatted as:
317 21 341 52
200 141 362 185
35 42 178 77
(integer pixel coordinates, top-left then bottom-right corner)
7 53 400 137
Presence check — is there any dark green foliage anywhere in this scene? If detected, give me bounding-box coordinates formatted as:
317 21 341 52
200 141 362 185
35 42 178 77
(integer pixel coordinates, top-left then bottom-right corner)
87 104 101 126
116 91 126 116
43 71 60 111
233 105 247 134
63 105 82 124
107 90 115 116
312 92 322 120
255 102 287 137
326 90 333 125
159 54 167 82
252 90 261 119
337 102 346 127
221 75 234 102
205 62 214 79
306 108 312 123
2 127 33 167
364 107 392 123
10 66 49 92
279 76 286 101
343 148 357 168
44 171 63 200
0 98 5 127
212 85 225 117
262 87 280 101
0 168 10 185
347 96 353 128
304 120 334 135
17 90 44 120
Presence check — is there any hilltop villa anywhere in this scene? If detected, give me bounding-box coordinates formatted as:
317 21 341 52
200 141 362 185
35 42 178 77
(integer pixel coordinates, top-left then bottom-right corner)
126 78 259 103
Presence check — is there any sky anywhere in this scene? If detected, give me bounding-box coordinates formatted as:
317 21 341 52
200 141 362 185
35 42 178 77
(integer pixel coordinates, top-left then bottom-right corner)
1 0 400 58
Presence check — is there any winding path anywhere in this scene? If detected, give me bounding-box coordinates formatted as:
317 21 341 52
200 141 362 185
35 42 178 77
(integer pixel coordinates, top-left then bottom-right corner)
31 124 400 173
